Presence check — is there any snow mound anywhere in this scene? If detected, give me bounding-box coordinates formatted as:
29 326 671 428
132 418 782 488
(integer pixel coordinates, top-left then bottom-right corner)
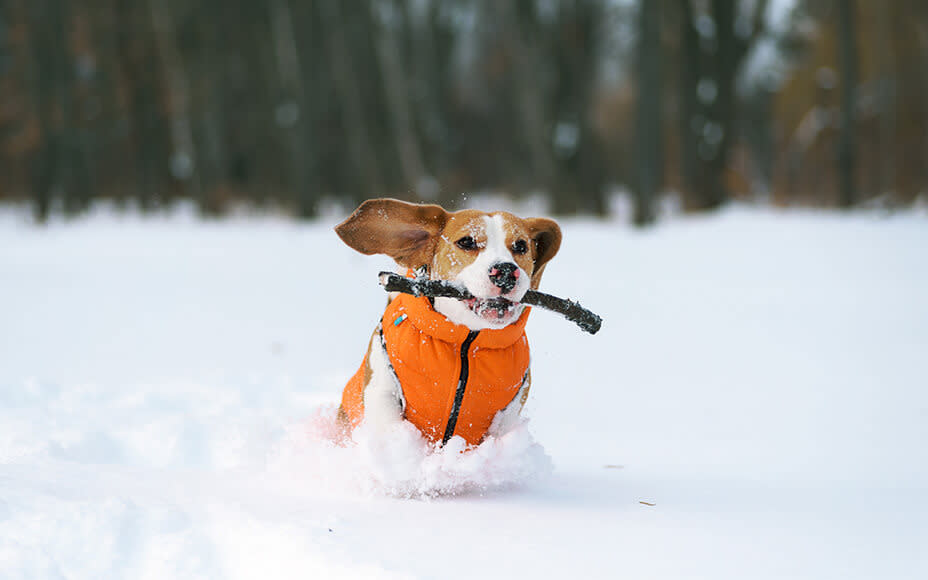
266 406 552 498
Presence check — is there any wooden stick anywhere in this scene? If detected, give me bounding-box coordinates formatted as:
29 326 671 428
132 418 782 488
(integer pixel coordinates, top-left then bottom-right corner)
378 272 603 335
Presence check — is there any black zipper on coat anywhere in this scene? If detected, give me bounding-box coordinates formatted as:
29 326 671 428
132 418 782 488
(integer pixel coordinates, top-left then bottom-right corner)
442 330 480 445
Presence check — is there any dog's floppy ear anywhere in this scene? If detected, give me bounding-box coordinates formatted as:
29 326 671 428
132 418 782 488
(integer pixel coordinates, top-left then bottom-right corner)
525 218 562 289
335 198 449 269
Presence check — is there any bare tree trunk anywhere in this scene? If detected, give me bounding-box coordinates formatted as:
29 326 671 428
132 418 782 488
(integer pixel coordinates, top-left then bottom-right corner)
634 0 661 226
916 8 928 201
68 0 104 214
698 0 738 211
837 0 858 208
374 0 427 196
194 0 230 208
148 0 202 207
554 0 607 216
0 5 6 76
114 0 163 209
293 0 336 199
742 88 775 200
408 0 452 187
683 0 768 211
875 3 895 199
678 0 699 198
318 0 384 198
421 0 463 207
87 0 120 201
27 0 71 221
269 0 318 217
498 0 554 195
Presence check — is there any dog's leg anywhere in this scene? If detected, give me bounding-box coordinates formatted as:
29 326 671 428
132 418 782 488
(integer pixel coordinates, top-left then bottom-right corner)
355 325 429 482
362 324 406 430
487 370 531 438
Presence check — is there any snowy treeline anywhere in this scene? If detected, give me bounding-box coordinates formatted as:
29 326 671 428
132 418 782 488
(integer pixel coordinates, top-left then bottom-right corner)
0 1 925 222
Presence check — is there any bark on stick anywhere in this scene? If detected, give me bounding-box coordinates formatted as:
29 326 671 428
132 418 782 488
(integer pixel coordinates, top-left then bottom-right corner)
378 272 602 335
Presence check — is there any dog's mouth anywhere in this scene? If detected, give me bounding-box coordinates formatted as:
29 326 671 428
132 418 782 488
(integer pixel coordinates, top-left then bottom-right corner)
464 297 522 323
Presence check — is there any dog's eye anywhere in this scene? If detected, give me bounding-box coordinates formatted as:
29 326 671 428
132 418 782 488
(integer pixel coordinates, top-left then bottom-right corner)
456 236 478 251
511 239 528 255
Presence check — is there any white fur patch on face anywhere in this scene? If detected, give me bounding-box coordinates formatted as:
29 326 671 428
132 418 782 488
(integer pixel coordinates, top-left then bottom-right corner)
434 214 530 330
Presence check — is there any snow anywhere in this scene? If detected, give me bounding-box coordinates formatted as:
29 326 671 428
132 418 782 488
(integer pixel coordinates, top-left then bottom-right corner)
1 203 926 579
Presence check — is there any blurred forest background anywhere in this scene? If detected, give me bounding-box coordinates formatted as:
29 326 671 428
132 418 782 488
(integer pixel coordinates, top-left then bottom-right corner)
0 0 926 225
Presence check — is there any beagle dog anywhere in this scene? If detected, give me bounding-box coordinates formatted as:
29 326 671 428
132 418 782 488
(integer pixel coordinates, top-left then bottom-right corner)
335 198 561 447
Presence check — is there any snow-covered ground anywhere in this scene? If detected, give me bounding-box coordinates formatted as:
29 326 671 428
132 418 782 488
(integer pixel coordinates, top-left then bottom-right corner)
1 203 926 579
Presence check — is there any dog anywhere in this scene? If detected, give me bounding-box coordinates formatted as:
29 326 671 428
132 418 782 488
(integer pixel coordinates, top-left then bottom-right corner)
335 198 561 447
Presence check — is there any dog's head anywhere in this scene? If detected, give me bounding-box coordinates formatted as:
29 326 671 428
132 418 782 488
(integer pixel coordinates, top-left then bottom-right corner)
336 198 561 330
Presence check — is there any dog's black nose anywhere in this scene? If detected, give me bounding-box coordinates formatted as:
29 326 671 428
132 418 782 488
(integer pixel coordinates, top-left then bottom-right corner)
488 262 519 293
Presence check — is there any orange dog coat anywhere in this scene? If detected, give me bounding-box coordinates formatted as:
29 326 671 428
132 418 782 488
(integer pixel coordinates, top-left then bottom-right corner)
341 293 531 446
